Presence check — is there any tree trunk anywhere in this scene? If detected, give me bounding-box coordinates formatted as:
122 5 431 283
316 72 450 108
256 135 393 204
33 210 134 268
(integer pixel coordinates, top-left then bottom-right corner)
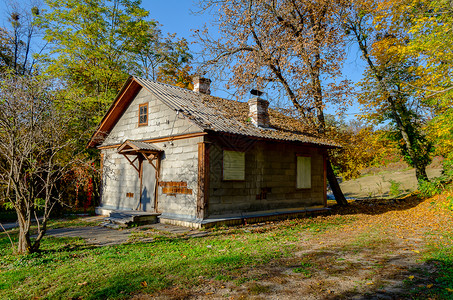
326 158 348 206
17 213 32 254
310 62 347 206
415 164 429 183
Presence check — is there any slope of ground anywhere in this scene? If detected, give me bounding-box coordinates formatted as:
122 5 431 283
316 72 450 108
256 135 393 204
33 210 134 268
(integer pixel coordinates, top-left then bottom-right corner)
340 167 443 199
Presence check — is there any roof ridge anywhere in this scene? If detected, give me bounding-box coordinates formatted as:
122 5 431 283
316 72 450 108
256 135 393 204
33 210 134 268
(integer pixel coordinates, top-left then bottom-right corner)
132 75 202 96
133 75 251 105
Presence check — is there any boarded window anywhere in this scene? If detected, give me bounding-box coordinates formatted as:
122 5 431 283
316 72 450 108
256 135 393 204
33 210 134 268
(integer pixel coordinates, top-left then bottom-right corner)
139 103 148 126
297 156 311 189
223 150 245 180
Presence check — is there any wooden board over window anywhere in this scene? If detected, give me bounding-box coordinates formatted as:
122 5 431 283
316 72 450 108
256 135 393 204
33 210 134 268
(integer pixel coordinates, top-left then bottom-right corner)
297 156 311 189
139 103 148 126
223 150 245 181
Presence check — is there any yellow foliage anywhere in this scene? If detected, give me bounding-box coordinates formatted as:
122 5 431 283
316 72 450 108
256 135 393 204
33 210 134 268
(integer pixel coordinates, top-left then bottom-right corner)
328 123 400 180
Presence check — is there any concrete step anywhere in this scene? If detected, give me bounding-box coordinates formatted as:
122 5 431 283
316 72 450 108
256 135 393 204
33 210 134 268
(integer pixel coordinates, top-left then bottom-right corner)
104 210 161 227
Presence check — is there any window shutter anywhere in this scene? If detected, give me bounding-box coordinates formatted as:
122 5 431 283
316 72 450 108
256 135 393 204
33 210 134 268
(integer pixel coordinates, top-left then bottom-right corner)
223 150 245 180
297 156 311 189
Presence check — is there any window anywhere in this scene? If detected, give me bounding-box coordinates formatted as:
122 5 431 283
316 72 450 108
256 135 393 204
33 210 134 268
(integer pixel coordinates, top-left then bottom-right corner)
297 156 311 189
223 150 245 180
138 103 148 126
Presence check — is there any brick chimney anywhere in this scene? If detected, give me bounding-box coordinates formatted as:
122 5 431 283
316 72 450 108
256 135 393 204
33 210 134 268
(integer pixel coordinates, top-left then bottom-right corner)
193 76 211 95
248 89 270 128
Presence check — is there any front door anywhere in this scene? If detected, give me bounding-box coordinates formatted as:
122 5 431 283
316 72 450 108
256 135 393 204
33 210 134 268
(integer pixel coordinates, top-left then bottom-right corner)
141 160 157 212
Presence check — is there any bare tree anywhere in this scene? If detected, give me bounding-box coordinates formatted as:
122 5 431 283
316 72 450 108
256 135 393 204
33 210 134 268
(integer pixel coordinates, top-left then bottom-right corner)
0 0 44 75
0 73 83 254
196 0 350 205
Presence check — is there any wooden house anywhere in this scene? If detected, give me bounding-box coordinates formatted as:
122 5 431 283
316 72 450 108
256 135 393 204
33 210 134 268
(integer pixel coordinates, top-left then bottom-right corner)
88 76 339 228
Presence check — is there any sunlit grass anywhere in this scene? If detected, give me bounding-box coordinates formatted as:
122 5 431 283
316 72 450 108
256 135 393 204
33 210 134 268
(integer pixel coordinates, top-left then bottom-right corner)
0 216 351 299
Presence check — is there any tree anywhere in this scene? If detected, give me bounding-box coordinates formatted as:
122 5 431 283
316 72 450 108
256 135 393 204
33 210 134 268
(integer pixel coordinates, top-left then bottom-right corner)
156 38 194 89
343 1 433 183
0 73 83 254
197 0 350 205
326 117 400 180
38 0 194 129
395 0 453 163
0 1 43 75
38 0 151 125
131 27 194 88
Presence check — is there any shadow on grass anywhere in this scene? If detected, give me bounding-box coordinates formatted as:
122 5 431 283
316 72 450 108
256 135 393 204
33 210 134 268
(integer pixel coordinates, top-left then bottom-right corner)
326 194 425 217
325 257 453 300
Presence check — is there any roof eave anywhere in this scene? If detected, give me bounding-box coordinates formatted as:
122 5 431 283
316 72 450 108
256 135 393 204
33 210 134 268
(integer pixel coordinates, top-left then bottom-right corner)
205 130 340 148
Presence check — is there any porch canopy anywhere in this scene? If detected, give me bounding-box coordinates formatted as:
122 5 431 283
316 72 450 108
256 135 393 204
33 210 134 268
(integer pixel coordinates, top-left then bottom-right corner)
117 140 163 171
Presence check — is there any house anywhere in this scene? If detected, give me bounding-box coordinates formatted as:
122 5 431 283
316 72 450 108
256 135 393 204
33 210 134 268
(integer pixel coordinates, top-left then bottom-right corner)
88 76 339 228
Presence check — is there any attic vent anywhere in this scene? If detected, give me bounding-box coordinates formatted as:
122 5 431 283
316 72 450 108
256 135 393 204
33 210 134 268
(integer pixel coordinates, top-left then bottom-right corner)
248 90 270 128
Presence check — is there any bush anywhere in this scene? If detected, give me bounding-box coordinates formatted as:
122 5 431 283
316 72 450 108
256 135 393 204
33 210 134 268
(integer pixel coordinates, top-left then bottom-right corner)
389 179 402 197
418 156 453 198
419 178 448 198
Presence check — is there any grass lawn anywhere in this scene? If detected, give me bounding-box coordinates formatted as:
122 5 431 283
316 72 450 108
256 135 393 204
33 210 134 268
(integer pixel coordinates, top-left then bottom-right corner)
1 192 453 299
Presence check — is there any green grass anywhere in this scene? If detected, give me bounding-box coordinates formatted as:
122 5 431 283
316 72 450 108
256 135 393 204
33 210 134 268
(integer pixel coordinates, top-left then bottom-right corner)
293 261 313 277
0 216 352 299
405 234 453 300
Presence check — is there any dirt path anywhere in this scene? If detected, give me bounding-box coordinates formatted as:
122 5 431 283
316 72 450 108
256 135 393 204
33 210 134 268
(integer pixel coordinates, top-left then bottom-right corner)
141 193 453 300
45 219 206 246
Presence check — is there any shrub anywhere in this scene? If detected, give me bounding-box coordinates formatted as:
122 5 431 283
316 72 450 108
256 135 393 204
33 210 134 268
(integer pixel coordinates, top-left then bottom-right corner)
388 179 402 197
419 178 447 198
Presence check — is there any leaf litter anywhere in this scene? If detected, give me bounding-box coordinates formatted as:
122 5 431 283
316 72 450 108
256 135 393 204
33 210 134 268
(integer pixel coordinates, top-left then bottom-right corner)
139 192 453 299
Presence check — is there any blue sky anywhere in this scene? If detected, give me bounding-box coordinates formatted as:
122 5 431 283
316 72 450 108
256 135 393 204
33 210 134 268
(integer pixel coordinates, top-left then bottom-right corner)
0 0 365 120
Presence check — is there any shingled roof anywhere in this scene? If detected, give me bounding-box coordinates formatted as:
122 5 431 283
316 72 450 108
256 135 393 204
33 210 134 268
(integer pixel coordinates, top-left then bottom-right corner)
88 76 339 148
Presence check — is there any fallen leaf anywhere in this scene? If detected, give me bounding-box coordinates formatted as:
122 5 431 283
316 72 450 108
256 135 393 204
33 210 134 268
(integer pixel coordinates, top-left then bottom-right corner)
408 276 414 280
412 250 420 254
77 282 88 286
427 284 433 288
141 281 147 287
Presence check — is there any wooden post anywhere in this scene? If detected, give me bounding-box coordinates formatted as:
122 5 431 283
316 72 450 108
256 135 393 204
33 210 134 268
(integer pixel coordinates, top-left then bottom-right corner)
138 156 144 211
153 154 161 213
323 152 327 207
197 142 210 219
